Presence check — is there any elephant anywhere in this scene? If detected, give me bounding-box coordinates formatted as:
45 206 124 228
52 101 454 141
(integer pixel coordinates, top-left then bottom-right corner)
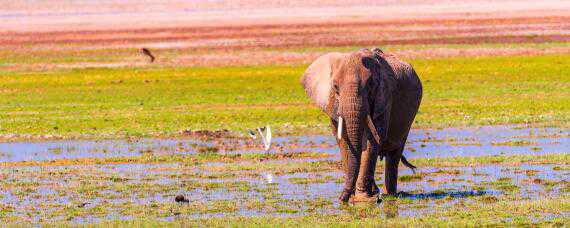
301 48 422 203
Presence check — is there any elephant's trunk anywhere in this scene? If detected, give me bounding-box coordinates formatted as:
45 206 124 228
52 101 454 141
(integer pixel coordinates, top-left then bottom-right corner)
338 83 365 199
344 102 363 154
340 84 364 154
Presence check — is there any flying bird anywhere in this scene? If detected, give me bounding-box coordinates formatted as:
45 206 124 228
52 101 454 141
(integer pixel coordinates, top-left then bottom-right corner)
140 48 155 63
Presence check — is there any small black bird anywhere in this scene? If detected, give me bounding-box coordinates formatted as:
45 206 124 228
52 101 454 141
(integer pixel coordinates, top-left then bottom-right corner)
140 48 155 63
175 195 189 203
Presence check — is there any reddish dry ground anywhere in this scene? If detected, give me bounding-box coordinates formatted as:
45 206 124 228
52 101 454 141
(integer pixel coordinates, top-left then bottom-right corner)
3 16 569 49
1 0 569 69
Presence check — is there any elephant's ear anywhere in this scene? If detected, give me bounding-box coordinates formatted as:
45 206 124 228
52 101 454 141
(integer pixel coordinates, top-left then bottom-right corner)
301 52 346 111
368 54 397 122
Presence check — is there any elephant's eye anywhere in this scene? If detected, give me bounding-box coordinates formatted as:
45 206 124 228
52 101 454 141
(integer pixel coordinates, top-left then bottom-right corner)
333 85 340 94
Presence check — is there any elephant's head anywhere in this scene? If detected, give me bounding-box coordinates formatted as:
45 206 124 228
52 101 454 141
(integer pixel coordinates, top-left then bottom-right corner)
334 50 379 149
302 49 394 150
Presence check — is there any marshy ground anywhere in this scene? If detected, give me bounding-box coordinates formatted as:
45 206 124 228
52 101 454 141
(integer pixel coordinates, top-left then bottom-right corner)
1 126 568 225
0 0 569 226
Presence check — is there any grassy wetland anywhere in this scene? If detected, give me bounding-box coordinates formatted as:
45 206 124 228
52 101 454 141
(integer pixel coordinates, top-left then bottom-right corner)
1 1 570 226
1 52 568 140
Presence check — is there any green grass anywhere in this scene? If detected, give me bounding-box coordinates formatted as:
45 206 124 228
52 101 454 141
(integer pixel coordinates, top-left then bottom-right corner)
2 153 568 225
16 195 570 226
0 54 568 140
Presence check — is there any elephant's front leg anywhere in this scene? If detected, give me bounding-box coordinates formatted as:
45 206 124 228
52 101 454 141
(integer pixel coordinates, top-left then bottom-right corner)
331 120 360 202
354 138 380 202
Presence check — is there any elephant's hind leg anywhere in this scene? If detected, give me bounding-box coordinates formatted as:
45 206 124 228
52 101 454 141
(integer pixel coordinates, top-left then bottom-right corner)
382 145 402 195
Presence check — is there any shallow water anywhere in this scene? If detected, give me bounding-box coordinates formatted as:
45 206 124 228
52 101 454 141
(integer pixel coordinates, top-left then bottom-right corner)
0 124 567 162
280 125 570 158
1 159 568 222
1 124 568 223
406 125 569 158
0 138 211 162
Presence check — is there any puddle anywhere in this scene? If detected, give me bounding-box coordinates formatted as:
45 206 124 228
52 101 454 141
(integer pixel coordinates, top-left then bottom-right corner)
405 125 569 159
1 125 568 163
0 138 211 162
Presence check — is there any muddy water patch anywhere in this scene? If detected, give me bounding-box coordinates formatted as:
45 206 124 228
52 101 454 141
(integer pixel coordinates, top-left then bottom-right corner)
1 125 566 163
0 138 211 162
2 159 567 223
0 125 568 223
286 125 569 158
403 164 569 199
406 125 569 158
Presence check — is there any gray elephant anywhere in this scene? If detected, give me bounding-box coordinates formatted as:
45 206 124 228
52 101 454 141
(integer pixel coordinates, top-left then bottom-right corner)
301 48 422 202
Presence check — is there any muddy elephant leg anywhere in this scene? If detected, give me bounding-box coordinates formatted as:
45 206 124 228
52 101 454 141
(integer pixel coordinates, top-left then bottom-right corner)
331 120 356 202
354 138 379 201
383 147 402 195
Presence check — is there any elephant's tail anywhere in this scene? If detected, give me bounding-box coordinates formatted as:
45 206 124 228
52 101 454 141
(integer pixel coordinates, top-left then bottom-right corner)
401 156 417 174
379 154 417 173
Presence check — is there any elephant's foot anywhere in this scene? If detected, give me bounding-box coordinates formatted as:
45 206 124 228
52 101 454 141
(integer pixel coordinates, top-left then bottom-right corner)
353 181 380 203
359 179 380 195
338 189 353 203
351 190 379 203
352 178 379 203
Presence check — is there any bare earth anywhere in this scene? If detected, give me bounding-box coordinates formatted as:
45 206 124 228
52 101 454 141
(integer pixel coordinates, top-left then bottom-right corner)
1 0 569 69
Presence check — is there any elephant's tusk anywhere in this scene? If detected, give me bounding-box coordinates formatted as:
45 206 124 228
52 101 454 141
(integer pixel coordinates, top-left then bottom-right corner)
366 115 381 145
337 116 343 140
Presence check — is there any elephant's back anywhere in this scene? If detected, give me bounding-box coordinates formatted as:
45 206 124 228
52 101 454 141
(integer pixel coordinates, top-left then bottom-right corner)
382 54 422 94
